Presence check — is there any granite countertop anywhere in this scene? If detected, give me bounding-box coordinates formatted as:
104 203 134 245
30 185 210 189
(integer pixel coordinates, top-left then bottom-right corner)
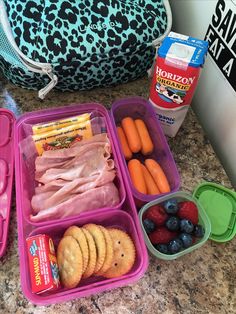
0 75 235 314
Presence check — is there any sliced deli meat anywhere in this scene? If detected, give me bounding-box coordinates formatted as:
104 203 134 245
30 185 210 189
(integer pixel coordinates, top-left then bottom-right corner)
32 170 116 214
30 182 120 222
37 146 114 184
30 133 120 221
34 133 112 180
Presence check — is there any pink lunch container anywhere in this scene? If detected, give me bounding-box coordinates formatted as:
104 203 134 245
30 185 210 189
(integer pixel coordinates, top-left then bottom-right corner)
13 102 149 305
0 109 15 258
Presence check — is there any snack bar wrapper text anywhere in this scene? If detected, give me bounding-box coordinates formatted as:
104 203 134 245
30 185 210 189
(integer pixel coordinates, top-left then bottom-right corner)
26 234 60 294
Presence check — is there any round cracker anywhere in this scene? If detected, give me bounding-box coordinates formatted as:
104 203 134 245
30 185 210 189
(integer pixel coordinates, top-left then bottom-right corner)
57 235 83 288
95 225 114 276
84 224 106 274
64 225 89 274
102 228 136 278
81 227 97 279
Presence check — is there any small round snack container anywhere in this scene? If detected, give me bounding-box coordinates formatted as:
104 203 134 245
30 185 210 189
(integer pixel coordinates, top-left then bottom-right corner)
138 191 211 260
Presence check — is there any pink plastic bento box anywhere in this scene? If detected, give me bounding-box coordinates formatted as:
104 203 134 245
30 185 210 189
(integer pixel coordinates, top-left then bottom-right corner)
110 97 180 208
0 109 15 258
14 102 149 305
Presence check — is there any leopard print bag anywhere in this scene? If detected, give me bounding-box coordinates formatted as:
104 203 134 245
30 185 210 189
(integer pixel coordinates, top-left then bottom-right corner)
0 0 172 98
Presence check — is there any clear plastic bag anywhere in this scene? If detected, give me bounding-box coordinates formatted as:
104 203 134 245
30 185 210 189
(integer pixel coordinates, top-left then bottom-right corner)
19 112 108 170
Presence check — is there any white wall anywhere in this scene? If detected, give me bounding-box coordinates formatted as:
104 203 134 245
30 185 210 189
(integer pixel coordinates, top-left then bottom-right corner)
169 0 236 187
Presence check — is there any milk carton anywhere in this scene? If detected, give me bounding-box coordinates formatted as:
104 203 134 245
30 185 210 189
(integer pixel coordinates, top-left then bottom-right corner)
149 32 208 137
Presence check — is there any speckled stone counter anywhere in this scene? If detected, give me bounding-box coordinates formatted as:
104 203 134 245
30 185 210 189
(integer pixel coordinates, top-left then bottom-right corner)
0 75 235 314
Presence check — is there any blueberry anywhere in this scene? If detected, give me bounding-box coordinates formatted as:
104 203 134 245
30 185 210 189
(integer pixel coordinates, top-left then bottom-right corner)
163 199 179 214
180 219 194 233
165 216 180 231
179 233 193 248
143 218 156 234
194 224 205 238
168 239 183 254
154 244 169 254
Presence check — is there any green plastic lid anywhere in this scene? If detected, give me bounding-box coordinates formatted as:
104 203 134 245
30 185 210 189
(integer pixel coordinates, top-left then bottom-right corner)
193 182 236 242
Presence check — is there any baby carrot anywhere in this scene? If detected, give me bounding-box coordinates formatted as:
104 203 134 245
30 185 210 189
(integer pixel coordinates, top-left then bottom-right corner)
135 119 154 155
121 117 142 153
128 159 147 194
144 159 170 194
141 164 160 195
116 126 132 160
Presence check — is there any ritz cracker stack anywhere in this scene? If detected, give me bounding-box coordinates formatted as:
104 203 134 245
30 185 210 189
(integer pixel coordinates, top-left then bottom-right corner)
26 234 60 294
149 32 208 137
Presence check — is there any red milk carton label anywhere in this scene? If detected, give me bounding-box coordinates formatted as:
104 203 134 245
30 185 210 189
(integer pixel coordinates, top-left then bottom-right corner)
149 32 208 137
151 57 201 109
26 234 60 294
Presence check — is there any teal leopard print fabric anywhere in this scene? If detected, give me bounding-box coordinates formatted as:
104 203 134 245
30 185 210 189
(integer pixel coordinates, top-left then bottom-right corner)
0 0 168 91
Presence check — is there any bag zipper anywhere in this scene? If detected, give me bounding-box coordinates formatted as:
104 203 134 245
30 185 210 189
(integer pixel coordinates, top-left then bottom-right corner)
0 0 57 99
0 0 171 95
148 0 172 77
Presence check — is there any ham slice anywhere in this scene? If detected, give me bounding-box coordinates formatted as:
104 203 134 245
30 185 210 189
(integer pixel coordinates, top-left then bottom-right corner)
35 159 69 180
35 135 112 181
30 182 119 222
37 146 114 184
35 179 68 194
32 169 116 213
30 133 120 221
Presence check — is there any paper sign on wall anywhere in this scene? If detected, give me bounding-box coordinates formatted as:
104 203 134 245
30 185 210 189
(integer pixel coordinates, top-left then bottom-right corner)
205 0 236 92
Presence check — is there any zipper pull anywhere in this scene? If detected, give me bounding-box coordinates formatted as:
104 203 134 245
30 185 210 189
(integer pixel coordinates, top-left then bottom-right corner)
38 68 58 100
0 0 58 98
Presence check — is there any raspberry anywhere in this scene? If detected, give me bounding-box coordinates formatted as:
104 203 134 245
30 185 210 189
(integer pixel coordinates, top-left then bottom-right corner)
178 201 198 225
149 227 178 244
144 205 168 226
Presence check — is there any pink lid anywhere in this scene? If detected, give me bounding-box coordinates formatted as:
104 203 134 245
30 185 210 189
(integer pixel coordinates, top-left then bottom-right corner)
0 109 15 258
